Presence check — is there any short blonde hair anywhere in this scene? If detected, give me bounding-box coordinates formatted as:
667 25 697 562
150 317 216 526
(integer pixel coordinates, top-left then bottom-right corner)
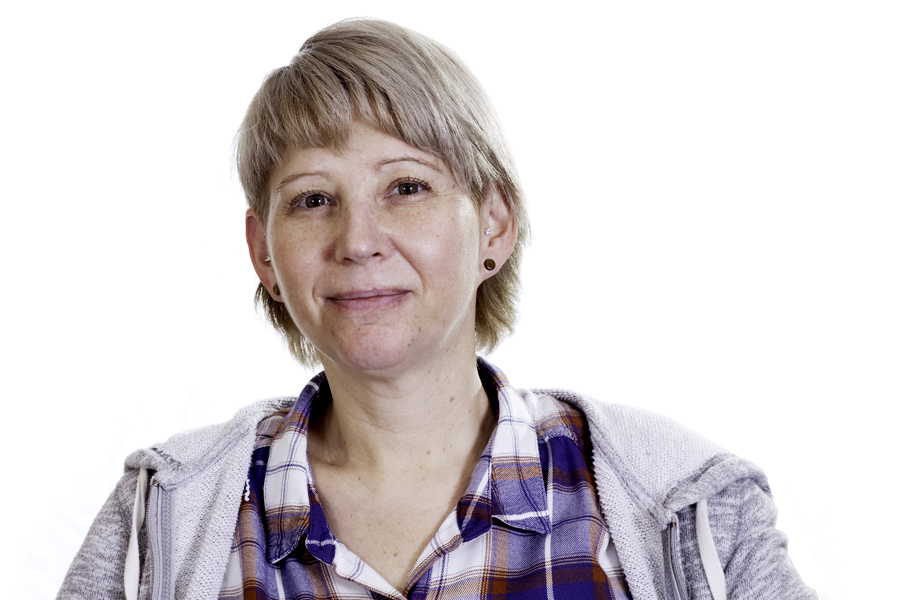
236 18 529 366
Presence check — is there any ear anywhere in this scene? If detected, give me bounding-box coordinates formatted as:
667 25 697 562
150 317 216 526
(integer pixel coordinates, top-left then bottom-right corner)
246 208 281 301
478 185 517 282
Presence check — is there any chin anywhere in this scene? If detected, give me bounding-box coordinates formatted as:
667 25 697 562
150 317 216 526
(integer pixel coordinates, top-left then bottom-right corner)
319 329 423 374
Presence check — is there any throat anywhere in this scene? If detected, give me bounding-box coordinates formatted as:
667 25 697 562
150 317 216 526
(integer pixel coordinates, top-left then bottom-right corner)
308 376 496 473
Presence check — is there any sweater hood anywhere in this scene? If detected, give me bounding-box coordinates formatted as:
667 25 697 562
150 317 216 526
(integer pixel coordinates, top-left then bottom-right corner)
123 389 764 517
123 397 296 488
538 389 768 525
536 388 769 600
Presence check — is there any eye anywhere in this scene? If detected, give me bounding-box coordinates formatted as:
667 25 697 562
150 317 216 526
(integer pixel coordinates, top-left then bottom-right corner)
391 178 430 198
289 191 331 210
302 193 329 208
398 182 421 195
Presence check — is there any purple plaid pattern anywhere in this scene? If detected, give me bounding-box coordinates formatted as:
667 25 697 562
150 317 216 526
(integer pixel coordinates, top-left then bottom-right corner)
220 360 632 600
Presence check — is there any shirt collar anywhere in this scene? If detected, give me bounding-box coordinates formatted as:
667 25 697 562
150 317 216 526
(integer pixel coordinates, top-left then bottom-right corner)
457 358 551 539
262 372 326 564
263 358 551 564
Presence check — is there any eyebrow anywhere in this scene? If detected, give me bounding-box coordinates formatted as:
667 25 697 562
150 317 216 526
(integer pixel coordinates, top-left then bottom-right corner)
275 171 331 193
274 156 444 193
375 156 444 174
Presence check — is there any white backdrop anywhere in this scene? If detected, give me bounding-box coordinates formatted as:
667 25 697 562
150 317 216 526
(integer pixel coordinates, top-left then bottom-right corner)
2 2 897 598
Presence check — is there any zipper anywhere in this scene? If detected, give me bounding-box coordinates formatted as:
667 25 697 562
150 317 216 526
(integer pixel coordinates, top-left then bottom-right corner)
667 520 687 600
147 476 172 600
147 478 161 600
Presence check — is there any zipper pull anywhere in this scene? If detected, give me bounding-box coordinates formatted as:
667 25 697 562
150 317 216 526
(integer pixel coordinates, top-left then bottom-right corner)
243 477 251 502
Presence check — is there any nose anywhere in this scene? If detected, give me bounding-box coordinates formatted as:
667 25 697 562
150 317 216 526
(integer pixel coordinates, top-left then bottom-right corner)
333 202 387 264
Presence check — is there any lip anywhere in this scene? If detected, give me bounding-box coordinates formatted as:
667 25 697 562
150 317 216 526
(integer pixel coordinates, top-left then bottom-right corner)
328 288 410 310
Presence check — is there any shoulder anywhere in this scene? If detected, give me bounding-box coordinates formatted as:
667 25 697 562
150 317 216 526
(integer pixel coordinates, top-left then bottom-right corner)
524 388 766 514
518 389 816 597
123 396 297 481
677 476 818 599
530 388 724 453
525 387 730 474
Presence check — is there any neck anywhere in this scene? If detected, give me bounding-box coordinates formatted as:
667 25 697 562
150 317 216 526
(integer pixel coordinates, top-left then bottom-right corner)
309 351 495 475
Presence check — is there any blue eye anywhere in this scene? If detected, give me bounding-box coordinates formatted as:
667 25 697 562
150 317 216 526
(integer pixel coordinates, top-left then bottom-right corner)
398 182 420 195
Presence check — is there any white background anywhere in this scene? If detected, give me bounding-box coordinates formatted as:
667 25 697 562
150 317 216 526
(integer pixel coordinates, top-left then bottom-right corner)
2 2 898 598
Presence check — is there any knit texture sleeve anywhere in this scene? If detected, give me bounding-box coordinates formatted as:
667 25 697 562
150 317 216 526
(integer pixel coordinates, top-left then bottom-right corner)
677 478 818 600
56 470 138 600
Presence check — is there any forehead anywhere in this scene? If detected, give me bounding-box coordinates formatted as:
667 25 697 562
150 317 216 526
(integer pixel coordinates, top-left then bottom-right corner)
270 121 451 191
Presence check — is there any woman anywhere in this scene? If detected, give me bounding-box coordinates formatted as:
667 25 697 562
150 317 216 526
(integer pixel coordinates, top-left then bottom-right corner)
58 18 817 600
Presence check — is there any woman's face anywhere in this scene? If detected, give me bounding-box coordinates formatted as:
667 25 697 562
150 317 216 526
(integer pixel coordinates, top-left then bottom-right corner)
252 121 496 375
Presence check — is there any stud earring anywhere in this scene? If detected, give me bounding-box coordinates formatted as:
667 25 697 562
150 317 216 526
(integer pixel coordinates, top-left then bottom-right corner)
484 259 496 271
264 255 271 263
273 283 280 295
484 228 492 236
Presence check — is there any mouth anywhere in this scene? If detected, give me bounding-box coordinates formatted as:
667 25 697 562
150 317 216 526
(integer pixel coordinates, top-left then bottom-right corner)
328 288 410 310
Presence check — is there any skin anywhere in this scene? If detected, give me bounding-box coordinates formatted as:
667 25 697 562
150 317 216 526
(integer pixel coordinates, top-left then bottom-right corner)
246 120 517 592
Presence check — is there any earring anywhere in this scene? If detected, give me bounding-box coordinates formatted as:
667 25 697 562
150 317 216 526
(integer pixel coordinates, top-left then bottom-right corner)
273 283 280 295
264 255 271 263
484 228 492 236
484 259 496 271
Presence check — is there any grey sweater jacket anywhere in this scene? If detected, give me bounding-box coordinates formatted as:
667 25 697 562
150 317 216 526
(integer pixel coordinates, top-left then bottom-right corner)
58 391 817 600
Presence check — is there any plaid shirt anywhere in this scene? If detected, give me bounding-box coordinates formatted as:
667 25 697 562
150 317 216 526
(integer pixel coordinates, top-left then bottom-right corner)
220 359 632 600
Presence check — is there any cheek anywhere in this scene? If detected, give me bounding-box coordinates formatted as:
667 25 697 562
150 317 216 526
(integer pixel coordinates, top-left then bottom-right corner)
269 229 323 302
411 205 481 283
